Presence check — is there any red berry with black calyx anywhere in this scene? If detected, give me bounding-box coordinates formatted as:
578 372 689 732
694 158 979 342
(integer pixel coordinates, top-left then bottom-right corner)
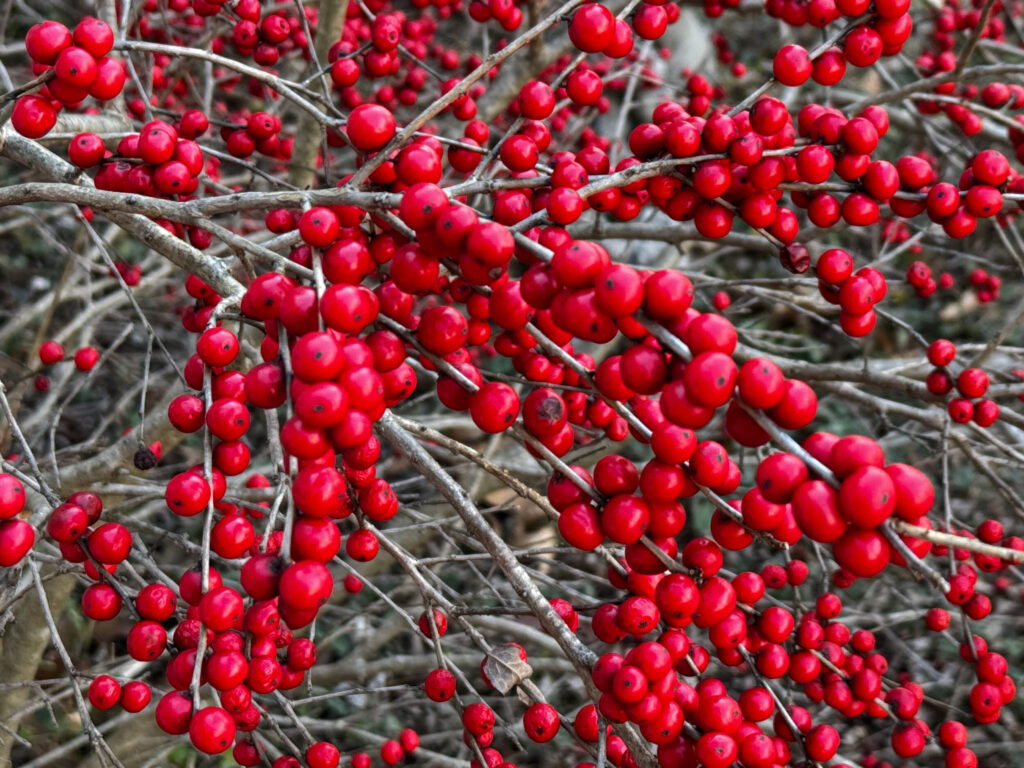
69 132 106 168
737 358 785 409
683 351 737 408
73 17 114 58
88 675 121 710
189 706 236 754
470 382 519 434
927 339 956 367
424 668 456 701
26 21 72 64
55 46 97 88
957 368 989 398
816 248 853 284
306 743 340 768
838 466 895 527
298 207 340 247
523 702 560 742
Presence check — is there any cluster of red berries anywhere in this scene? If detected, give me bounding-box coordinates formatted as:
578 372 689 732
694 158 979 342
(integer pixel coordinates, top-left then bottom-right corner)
75 518 358 767
928 73 1024 139
924 515 1024 623
25 340 103 392
87 119 206 196
138 0 461 96
328 11 480 114
422 619 564 764
467 0 528 29
86 0 1016 282
930 149 1017 239
112 259 144 286
906 260 975 301
815 248 887 337
290 166 966 600
227 5 309 66
791 436 933 579
93 203 437 759
200 166 999 765
968 266 1002 303
208 111 288 161
349 728 419 767
583 545 912 765
38 339 100 372
595 640 694 747
70 117 221 249
13 18 124 139
0 475 33 567
914 0 1019 138
2 262 395 761
676 73 727 121
708 34 747 78
906 260 940 299
590 536 1015 767
336 13 408 85
566 0 723 62
924 339 1000 426
26 0 1010 285
6 0 1024 761
913 629 1015 768
769 0 914 86
567 4 642 58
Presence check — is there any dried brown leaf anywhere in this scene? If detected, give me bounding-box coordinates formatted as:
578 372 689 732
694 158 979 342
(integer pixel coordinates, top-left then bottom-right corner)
482 643 533 694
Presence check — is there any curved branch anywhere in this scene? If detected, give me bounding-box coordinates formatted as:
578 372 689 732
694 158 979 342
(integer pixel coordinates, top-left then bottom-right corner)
0 132 244 297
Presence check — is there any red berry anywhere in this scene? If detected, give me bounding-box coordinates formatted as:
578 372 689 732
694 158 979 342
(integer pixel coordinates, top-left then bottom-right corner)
523 702 560 742
569 4 615 52
773 45 812 86
189 706 236 754
347 104 397 151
